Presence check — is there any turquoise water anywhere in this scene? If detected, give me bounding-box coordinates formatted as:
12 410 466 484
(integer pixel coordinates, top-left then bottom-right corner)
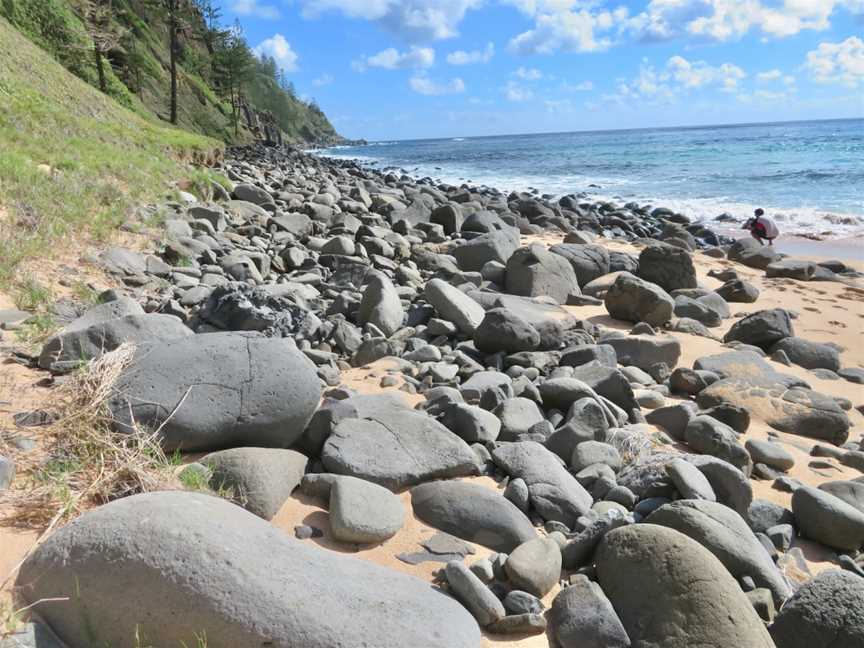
316 119 864 238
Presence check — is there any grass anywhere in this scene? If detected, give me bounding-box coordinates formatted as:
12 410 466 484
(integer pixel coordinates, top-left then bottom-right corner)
12 277 52 311
0 15 222 288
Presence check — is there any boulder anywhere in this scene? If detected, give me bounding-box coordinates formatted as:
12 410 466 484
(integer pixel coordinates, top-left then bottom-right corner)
604 274 674 326
728 238 780 269
792 485 864 551
358 272 403 336
600 334 681 372
715 279 759 303
770 337 841 372
769 570 864 648
410 480 536 552
444 561 505 627
547 575 630 648
693 350 806 388
16 492 481 648
505 244 580 304
438 403 502 444
666 458 716 501
473 308 540 353
819 480 864 514
766 259 818 280
492 442 593 526
108 333 321 452
745 439 795 471
548 244 611 286
504 537 562 597
202 447 307 519
637 244 697 292
453 230 519 271
647 499 791 605
495 398 545 441
425 279 486 335
684 415 752 475
330 476 405 544
723 308 794 350
595 524 775 648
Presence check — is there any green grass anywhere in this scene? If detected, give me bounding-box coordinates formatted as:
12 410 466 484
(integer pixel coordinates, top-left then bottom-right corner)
0 15 222 287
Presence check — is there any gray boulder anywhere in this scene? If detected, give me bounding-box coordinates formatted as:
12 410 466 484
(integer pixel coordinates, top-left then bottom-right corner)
820 480 864 514
770 570 864 648
595 524 775 648
745 439 795 471
684 415 752 475
766 259 817 280
505 244 580 304
637 244 697 292
674 296 721 327
358 272 403 336
202 447 307 519
492 441 593 526
715 279 760 303
108 333 321 452
411 480 536 552
723 308 794 350
666 458 716 501
728 238 780 269
547 575 630 648
771 337 841 371
548 243 611 286
647 499 791 605
330 476 405 544
233 183 274 205
444 561 505 627
792 485 864 551
600 334 681 372
473 308 540 353
495 397 545 441
438 403 501 443
604 274 674 326
453 230 519 271
16 492 481 648
504 537 562 598
425 279 486 335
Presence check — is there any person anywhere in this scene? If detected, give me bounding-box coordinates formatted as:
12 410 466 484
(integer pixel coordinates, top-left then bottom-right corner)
743 208 779 246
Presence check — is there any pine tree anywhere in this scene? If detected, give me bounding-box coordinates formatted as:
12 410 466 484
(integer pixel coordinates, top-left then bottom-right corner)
79 0 126 93
214 20 253 136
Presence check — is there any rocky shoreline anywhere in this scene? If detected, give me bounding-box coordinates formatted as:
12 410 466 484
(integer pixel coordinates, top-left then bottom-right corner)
2 144 864 647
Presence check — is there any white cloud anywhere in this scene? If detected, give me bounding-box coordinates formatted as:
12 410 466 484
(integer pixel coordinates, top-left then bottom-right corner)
805 36 864 87
409 75 466 95
757 69 783 81
667 55 745 91
503 80 534 102
313 73 334 87
232 0 280 19
447 42 495 65
508 7 629 55
299 0 482 42
354 46 435 71
514 66 543 80
545 98 575 113
253 34 298 72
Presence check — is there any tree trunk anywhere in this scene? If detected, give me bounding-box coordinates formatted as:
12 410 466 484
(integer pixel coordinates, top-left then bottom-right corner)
169 5 178 124
94 47 107 93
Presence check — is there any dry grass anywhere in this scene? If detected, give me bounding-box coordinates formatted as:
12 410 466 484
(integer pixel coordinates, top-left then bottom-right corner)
1 344 179 530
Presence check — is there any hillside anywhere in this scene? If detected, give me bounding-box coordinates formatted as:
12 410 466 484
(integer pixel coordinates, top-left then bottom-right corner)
0 0 342 145
0 13 222 285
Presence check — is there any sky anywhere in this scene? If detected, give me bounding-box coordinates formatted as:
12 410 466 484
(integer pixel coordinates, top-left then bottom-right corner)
218 0 864 140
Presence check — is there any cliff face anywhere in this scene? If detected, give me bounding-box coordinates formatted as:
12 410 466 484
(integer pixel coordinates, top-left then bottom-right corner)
0 0 344 145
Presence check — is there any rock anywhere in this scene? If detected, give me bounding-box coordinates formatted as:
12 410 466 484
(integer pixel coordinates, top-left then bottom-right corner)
684 415 752 475
492 442 593 526
504 478 530 512
688 455 753 516
645 402 697 441
504 590 544 616
108 333 321 452
453 230 519 271
547 575 631 648
715 279 760 303
745 439 795 471
571 441 622 472
330 476 405 544
202 447 307 519
666 458 716 501
488 613 546 636
698 378 850 445
358 272 403 336
637 244 697 292
445 560 506 627
233 183 274 205
723 308 794 350
674 295 721 326
474 308 540 353
771 337 841 371
769 570 864 648
425 278 486 334
766 259 817 280
728 238 780 269
647 499 791 605
0 455 15 490
99 247 147 275
819 480 864 513
495 398 545 441
460 371 514 404
322 406 479 490
16 492 480 648
693 350 805 388
560 344 617 368
504 537 562 597
600 334 681 372
411 480 536 552
604 274 674 326
439 403 502 443
548 243 611 286
792 485 864 551
505 244 580 304
747 499 794 534
595 524 775 648
0 621 66 648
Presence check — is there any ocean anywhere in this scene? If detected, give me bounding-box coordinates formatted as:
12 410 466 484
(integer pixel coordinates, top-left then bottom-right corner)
314 118 864 239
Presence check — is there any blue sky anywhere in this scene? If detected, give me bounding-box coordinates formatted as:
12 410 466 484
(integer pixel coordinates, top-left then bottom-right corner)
220 0 864 140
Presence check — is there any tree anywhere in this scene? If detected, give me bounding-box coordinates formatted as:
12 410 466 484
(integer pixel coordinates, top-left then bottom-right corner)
79 0 127 93
148 0 194 124
214 20 253 136
193 0 221 54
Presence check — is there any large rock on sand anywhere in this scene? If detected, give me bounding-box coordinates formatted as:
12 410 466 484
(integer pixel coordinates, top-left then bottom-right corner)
604 274 674 326
16 492 481 648
792 485 864 551
491 442 593 526
723 308 794 350
547 575 630 648
637 244 697 292
358 272 403 336
549 243 610 286
411 480 536 552
322 406 479 490
505 244 580 304
770 570 864 648
647 499 791 605
595 524 775 648
108 333 321 452
698 377 850 445
425 278 486 334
